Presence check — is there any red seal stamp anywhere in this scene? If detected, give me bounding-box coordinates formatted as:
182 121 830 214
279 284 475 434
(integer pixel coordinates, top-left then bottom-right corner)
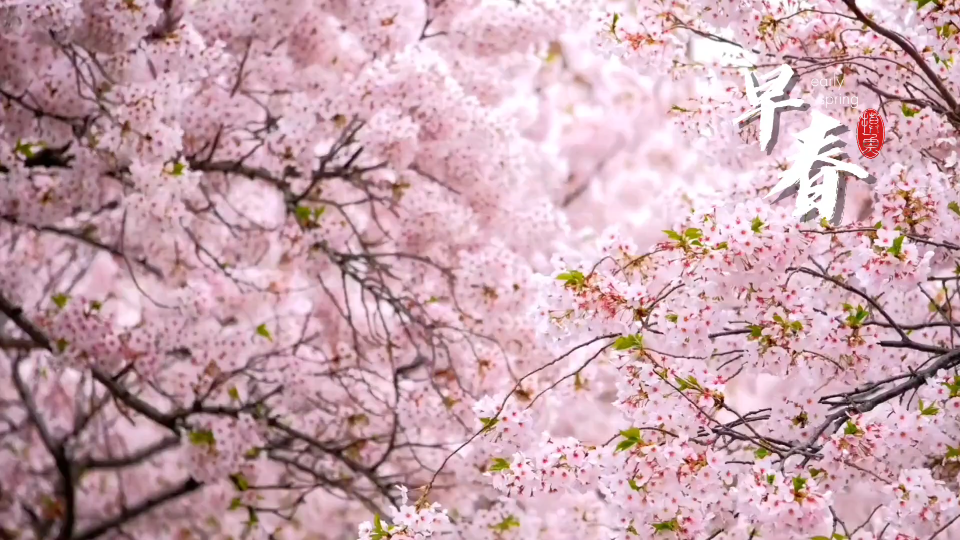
856 109 884 159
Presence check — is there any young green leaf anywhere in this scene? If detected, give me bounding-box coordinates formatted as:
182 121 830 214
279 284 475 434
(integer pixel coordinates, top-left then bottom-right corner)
556 270 586 288
480 417 499 433
887 235 905 257
652 519 679 533
255 324 273 341
189 429 216 446
613 333 644 351
490 515 521 532
663 229 683 241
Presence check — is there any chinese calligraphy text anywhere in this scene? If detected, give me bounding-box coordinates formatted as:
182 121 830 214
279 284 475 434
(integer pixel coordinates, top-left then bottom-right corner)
732 64 804 154
733 64 871 224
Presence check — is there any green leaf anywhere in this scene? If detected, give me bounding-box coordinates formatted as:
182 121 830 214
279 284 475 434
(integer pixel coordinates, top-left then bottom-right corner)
615 426 645 452
556 270 586 288
919 399 939 416
887 235 905 257
189 429 216 446
609 12 620 38
228 387 240 401
943 377 960 398
294 206 312 223
845 305 870 328
844 421 861 436
229 497 243 510
809 468 825 478
480 417 499 433
714 241 729 250
665 313 678 323
615 438 638 453
255 323 273 342
490 515 521 532
751 217 765 233
628 478 642 491
170 161 186 176
675 375 702 392
755 447 771 459
231 473 250 491
490 457 511 472
938 23 960 39
684 228 702 240
946 445 960 460
652 519 679 533
766 473 776 485
247 506 259 525
55 338 69 353
613 334 644 351
14 139 43 158
371 514 388 540
51 293 70 309
792 476 807 493
663 229 683 241
901 103 919 117
748 324 764 339
948 202 960 217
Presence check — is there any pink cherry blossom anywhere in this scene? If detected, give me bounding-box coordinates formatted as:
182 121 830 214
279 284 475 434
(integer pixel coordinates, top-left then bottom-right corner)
1 0 960 539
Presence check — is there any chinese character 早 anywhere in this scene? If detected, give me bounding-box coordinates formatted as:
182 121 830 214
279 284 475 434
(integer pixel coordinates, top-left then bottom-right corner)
766 110 869 222
733 64 806 153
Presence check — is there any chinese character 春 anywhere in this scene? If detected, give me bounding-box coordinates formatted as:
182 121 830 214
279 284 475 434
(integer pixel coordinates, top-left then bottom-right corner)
766 111 869 222
733 64 806 153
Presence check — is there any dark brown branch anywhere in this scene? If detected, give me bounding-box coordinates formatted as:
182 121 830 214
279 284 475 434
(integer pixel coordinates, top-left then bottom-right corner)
840 0 959 115
70 478 202 540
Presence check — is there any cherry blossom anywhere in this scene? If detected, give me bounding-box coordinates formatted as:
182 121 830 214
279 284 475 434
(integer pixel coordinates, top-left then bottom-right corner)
1 0 960 539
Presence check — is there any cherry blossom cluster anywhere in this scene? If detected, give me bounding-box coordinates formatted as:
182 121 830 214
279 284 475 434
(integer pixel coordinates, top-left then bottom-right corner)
1 0 959 539
380 1 960 539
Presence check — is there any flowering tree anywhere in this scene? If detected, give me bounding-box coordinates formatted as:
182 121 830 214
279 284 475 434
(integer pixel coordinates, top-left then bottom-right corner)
0 0 607 538
438 1 960 540
3 1 960 540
